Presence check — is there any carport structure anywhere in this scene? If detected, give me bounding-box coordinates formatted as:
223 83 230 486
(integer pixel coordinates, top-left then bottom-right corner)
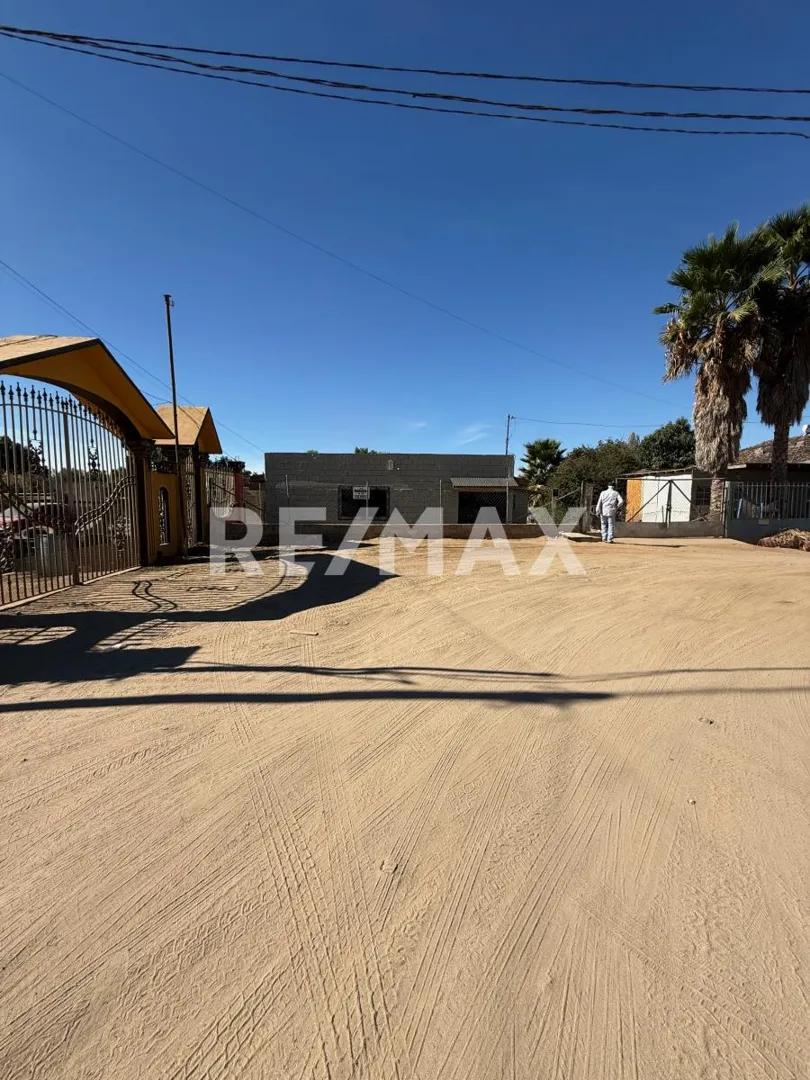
450 475 524 524
0 334 173 606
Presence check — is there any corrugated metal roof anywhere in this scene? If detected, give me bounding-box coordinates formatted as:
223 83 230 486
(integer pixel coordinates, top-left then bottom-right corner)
620 467 703 478
450 476 519 488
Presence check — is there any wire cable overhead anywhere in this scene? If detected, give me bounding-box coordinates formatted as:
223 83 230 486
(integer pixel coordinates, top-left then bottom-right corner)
0 256 267 455
6 29 810 124
1 26 809 139
0 72 675 405
4 24 810 97
2 28 805 416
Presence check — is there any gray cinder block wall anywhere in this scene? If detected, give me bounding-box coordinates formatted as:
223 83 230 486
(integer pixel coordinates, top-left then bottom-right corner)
264 452 528 535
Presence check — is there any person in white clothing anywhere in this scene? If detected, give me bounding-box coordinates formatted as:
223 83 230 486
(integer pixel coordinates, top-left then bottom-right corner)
595 483 623 543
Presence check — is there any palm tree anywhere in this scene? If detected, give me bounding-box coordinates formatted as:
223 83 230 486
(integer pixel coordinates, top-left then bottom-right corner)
520 438 564 504
753 206 810 485
655 224 771 521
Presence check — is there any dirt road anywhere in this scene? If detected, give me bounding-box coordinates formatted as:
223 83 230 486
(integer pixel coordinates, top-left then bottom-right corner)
1 538 808 1078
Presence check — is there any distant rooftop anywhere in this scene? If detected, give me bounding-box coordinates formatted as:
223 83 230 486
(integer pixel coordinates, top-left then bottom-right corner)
735 433 810 466
154 404 222 454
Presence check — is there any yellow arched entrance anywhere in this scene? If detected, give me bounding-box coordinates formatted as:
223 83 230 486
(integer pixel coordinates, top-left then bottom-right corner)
1 335 175 603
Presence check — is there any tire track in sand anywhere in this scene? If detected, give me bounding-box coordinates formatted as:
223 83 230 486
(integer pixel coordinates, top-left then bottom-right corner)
399 713 536 1075
167 962 289 1079
431 686 669 1080
213 604 349 1079
372 700 489 931
298 608 416 1080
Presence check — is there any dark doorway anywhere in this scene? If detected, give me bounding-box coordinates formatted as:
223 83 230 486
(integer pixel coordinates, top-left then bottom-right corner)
457 491 507 524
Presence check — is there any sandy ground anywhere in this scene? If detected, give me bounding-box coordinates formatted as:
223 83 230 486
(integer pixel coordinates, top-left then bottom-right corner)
0 537 808 1079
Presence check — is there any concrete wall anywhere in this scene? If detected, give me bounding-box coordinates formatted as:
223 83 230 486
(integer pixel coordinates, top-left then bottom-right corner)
615 520 724 539
727 517 810 542
270 521 543 547
264 452 524 529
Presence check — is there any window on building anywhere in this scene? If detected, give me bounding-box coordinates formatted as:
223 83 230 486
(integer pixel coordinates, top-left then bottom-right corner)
338 486 390 521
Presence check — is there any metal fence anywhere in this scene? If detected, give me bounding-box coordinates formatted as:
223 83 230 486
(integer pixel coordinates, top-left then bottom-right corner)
198 461 245 543
182 450 197 546
728 480 810 521
529 482 591 526
204 462 242 512
243 480 264 520
1 380 140 607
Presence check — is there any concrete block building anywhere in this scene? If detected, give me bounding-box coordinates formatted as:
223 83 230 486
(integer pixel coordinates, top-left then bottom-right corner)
264 452 528 531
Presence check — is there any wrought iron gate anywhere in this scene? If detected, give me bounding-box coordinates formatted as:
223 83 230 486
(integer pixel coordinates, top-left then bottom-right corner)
1 380 140 607
183 450 198 546
200 461 244 543
204 461 238 514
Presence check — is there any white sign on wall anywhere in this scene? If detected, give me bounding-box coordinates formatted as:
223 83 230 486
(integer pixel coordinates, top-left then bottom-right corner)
352 484 369 500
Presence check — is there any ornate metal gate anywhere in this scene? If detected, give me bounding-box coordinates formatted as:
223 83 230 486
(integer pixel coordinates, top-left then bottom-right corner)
0 380 140 607
182 450 198 546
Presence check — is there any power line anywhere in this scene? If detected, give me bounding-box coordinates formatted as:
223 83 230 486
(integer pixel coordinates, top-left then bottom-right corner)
1 65 789 450
2 31 809 140
0 255 181 395
514 416 661 429
4 24 810 97
0 255 267 455
0 258 786 453
0 70 673 405
512 415 777 430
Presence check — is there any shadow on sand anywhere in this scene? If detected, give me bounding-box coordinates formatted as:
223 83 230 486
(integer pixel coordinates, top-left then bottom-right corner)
1 552 807 715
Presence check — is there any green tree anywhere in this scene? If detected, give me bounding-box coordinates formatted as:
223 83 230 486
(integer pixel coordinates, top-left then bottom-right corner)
548 438 643 498
210 456 245 471
353 447 379 454
753 206 810 484
519 438 564 499
655 223 770 519
0 434 48 476
638 418 696 471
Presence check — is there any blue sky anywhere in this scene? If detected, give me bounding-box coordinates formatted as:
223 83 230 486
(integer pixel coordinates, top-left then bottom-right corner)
2 0 809 472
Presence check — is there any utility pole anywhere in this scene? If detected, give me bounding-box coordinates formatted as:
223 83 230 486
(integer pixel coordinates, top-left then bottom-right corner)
504 413 514 525
163 294 187 553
